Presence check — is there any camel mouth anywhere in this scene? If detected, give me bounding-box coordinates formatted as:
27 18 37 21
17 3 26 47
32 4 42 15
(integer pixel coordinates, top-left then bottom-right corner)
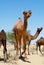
39 27 43 31
28 14 32 17
29 13 32 18
27 12 32 18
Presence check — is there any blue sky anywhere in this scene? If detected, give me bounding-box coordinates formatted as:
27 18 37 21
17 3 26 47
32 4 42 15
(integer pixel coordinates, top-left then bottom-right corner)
0 0 44 43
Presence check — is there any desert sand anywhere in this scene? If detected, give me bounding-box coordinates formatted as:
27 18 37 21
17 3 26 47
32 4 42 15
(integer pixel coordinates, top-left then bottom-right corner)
0 44 44 65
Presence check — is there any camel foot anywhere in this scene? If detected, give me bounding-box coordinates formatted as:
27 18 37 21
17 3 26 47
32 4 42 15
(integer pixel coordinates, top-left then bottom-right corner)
19 55 23 59
19 55 30 62
4 59 7 62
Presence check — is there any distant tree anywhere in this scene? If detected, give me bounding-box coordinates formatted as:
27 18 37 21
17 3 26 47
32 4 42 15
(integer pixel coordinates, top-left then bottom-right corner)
7 32 15 41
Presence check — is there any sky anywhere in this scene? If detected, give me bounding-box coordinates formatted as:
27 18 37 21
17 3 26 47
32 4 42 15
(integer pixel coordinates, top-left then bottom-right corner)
0 0 44 43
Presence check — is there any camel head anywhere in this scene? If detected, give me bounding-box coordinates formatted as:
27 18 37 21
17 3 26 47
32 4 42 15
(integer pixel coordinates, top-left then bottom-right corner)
23 10 32 19
37 27 43 33
1 29 5 32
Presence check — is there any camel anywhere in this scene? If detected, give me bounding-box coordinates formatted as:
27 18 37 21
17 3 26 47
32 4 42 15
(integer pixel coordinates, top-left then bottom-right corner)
13 10 32 57
0 29 7 61
36 36 44 54
20 27 43 57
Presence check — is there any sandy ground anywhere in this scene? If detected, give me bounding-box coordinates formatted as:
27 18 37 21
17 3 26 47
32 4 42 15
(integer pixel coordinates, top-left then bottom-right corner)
0 44 44 65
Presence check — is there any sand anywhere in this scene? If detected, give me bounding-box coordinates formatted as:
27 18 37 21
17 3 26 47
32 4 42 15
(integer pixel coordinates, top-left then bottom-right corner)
0 44 44 65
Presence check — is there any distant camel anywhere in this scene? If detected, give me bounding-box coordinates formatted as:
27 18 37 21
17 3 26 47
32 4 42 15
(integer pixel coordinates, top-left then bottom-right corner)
0 30 7 61
36 36 44 54
20 27 43 56
13 10 32 57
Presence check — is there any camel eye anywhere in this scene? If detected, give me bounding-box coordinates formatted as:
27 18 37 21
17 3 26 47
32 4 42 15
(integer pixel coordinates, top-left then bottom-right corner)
29 13 31 14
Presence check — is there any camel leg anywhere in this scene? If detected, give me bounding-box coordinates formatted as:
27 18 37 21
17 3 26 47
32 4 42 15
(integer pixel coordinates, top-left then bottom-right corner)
20 39 27 59
18 41 20 55
19 39 21 57
23 43 26 58
15 40 18 56
36 43 38 54
14 42 16 50
15 35 19 56
39 45 42 54
14 40 19 59
15 31 21 56
17 35 21 57
2 40 8 62
14 33 18 56
15 38 21 57
23 37 27 58
28 41 30 55
21 43 26 56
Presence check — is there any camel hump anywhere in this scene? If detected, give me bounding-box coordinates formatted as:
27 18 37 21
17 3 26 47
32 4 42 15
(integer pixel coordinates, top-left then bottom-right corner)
0 29 6 41
13 18 23 30
40 37 43 39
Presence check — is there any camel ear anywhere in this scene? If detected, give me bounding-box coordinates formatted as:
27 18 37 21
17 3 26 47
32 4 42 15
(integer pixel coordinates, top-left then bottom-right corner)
41 27 43 30
23 11 25 14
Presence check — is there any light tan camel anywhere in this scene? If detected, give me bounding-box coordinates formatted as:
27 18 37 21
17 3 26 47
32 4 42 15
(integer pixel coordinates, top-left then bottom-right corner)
13 10 32 57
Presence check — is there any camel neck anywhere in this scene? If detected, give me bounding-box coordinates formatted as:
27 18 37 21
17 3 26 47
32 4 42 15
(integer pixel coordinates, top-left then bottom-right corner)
31 31 40 40
24 17 28 31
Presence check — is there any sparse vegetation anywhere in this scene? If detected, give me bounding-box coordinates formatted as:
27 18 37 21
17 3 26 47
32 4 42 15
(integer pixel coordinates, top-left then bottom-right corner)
7 32 14 41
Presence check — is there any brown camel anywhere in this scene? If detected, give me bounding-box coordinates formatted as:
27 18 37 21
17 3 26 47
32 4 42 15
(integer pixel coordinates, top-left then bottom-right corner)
20 27 43 57
13 10 32 57
0 29 7 61
36 36 44 54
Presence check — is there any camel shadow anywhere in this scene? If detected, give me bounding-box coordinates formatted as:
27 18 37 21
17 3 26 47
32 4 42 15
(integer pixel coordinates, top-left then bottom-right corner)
0 58 4 61
19 56 31 63
40 53 44 57
0 58 7 62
